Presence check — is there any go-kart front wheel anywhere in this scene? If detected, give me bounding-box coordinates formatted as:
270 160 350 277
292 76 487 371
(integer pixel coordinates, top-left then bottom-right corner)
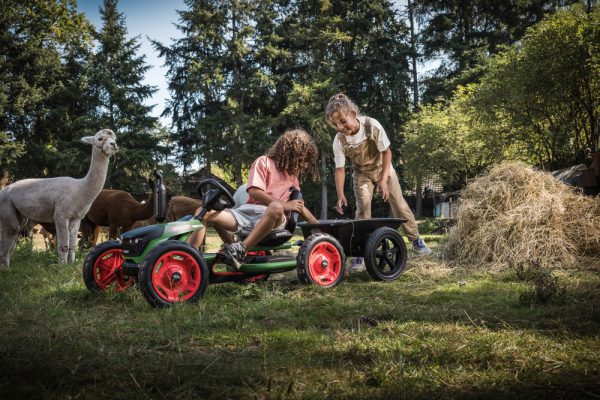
83 240 134 292
364 227 407 281
138 241 209 307
297 233 345 287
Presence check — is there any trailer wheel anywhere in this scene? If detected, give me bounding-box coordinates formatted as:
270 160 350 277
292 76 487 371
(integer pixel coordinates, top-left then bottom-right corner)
364 227 407 281
139 241 209 307
297 233 345 287
83 240 134 292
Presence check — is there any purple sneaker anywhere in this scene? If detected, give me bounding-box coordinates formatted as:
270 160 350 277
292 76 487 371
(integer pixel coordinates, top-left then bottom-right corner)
412 238 432 255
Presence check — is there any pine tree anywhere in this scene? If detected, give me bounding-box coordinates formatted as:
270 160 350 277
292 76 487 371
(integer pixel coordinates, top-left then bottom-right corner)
0 0 94 180
91 0 158 193
414 0 580 101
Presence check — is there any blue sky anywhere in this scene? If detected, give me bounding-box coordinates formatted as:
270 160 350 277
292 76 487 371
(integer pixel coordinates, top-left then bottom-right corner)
77 0 185 124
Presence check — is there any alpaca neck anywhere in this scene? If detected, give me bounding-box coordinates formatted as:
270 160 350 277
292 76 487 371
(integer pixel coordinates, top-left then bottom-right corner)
80 147 110 203
139 189 156 220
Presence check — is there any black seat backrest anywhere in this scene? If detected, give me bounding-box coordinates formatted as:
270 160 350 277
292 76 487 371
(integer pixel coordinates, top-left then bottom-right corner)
284 187 302 232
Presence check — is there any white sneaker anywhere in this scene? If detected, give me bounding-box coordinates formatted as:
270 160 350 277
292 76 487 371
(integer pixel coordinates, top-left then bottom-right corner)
349 257 365 271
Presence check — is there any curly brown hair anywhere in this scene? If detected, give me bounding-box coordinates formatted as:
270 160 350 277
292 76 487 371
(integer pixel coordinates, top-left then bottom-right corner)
265 129 320 181
325 93 359 123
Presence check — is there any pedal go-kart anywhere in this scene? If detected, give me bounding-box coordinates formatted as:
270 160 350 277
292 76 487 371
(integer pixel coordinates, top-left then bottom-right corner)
83 171 408 307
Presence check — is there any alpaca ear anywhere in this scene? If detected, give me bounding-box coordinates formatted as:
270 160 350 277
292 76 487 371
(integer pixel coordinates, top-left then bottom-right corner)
81 136 94 145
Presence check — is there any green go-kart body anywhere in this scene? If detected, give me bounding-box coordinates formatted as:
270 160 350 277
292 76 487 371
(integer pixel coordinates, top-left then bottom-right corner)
83 172 408 307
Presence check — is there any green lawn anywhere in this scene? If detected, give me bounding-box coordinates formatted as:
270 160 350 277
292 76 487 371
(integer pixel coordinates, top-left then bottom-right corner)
1 237 599 400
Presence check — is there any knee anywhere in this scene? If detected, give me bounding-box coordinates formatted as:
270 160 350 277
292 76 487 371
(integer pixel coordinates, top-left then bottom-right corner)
202 211 219 224
266 202 284 217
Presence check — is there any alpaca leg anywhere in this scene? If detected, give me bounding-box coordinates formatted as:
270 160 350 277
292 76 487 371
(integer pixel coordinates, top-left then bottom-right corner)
91 226 100 246
54 219 69 264
109 224 118 240
79 218 94 248
0 227 20 268
0 193 23 267
67 219 81 263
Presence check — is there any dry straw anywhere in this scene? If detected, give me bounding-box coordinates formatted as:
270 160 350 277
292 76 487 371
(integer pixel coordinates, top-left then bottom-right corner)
446 162 600 268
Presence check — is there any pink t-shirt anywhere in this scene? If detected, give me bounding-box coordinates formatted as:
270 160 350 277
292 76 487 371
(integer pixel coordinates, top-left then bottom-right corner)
246 156 299 205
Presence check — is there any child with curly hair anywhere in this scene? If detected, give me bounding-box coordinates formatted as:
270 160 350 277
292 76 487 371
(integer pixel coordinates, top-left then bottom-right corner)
326 93 431 256
188 129 320 269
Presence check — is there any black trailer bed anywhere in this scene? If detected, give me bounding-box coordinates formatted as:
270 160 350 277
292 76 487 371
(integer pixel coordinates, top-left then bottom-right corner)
298 218 406 257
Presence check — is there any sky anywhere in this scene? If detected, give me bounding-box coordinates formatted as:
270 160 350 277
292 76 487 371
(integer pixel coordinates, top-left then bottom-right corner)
77 0 185 125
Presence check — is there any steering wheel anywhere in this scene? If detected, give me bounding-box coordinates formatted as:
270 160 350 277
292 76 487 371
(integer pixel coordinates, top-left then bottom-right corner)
196 179 235 212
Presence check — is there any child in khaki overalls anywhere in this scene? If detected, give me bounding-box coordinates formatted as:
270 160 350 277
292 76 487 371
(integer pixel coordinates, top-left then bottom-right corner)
326 93 431 256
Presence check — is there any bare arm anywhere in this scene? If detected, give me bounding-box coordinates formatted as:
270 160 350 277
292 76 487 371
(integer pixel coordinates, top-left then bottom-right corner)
299 205 319 224
378 148 392 201
334 167 347 214
248 187 305 213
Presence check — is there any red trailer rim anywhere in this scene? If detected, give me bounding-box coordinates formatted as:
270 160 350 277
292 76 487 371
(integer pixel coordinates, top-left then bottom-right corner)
307 242 342 286
151 250 202 302
93 248 131 291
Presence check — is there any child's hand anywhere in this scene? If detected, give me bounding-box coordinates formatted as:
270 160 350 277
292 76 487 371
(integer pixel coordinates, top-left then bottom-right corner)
377 181 389 201
336 196 347 214
286 199 304 212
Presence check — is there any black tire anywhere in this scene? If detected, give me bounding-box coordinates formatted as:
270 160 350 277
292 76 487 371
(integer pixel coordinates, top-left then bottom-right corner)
83 240 134 292
138 241 209 307
297 233 345 287
364 227 407 281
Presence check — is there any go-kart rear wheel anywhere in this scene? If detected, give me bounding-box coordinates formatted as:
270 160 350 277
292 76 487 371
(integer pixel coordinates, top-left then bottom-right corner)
82 240 134 292
297 233 345 287
364 227 407 281
138 241 209 307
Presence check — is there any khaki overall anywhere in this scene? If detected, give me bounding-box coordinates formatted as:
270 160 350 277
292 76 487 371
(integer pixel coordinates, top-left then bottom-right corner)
338 117 420 241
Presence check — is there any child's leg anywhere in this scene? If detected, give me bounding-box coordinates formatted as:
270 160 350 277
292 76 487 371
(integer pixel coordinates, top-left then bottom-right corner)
386 169 420 242
352 172 375 219
187 209 238 248
242 202 286 249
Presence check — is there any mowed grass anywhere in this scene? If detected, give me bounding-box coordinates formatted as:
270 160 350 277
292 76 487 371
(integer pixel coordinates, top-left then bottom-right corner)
1 236 599 400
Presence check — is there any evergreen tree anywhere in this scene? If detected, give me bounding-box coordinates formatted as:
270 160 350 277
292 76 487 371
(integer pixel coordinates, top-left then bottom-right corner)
0 0 94 181
414 0 579 101
91 0 158 193
277 0 412 215
157 0 275 186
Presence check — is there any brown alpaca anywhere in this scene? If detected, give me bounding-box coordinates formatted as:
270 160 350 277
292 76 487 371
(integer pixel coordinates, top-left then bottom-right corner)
166 196 203 221
131 195 202 228
86 187 155 240
37 219 95 249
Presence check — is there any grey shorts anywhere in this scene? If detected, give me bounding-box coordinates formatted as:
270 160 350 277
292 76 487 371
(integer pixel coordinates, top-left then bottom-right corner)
226 204 287 236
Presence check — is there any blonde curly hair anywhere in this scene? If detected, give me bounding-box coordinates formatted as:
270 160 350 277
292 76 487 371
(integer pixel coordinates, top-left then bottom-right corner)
265 129 319 181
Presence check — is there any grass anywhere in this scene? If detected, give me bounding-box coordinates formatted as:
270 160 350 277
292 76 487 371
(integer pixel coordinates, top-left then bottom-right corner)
1 236 599 400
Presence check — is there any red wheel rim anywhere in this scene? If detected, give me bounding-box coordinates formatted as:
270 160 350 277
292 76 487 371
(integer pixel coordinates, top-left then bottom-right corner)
151 250 202 302
307 242 342 286
93 248 132 292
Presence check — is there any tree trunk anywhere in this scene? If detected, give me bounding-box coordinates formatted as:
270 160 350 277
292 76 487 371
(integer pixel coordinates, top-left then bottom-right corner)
415 174 423 217
407 0 419 110
320 156 328 220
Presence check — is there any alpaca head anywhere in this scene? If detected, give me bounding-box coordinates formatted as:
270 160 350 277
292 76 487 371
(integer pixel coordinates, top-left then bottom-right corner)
81 129 118 156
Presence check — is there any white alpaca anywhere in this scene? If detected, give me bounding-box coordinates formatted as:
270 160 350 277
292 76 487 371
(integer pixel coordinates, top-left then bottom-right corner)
0 129 118 266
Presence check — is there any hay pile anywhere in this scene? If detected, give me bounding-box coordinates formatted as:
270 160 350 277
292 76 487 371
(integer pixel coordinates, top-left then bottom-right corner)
446 162 600 268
